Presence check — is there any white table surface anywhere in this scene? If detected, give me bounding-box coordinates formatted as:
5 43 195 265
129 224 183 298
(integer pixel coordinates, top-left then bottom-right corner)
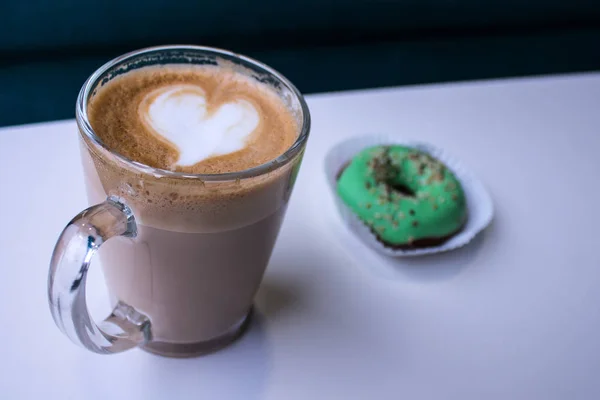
1 73 600 399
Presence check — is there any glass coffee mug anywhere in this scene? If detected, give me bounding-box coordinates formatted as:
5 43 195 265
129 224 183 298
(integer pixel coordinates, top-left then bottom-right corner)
48 46 310 357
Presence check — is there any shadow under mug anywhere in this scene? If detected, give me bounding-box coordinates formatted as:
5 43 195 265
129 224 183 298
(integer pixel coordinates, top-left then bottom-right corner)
47 45 310 357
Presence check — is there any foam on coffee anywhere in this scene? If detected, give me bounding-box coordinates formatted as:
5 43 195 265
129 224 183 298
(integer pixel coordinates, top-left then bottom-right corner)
83 62 304 233
88 64 298 174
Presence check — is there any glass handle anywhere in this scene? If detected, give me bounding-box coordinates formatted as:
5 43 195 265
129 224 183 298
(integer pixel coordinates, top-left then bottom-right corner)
48 196 151 354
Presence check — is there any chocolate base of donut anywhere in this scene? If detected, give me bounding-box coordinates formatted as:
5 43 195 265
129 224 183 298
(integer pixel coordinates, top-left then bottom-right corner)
373 224 465 250
336 162 351 180
337 164 466 250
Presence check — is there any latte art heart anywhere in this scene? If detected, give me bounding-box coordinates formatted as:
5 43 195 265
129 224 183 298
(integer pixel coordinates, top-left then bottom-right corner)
140 84 260 166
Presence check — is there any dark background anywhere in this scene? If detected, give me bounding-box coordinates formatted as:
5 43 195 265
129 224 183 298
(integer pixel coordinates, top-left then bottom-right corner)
1 0 599 127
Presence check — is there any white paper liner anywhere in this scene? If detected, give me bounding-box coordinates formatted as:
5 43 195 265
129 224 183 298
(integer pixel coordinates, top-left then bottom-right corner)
324 134 494 257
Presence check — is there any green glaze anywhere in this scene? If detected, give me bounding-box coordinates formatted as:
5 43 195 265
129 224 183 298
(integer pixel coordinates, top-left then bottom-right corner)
336 145 467 246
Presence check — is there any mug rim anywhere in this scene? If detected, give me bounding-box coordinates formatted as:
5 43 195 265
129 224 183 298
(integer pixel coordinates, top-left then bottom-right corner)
75 44 311 181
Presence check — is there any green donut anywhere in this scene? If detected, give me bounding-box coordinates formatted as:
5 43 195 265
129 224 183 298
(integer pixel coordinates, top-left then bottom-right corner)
336 145 467 248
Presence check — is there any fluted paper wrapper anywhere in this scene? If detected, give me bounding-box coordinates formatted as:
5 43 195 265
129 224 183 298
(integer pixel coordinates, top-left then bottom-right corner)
324 135 493 257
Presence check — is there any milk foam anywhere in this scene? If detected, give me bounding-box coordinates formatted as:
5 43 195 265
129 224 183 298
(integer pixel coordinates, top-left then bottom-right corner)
140 84 260 166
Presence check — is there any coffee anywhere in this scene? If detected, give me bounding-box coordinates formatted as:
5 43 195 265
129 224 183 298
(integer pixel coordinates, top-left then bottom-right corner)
88 64 297 174
81 61 304 356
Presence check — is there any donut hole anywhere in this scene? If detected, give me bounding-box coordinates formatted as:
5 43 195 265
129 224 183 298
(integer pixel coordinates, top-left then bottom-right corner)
388 181 416 197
